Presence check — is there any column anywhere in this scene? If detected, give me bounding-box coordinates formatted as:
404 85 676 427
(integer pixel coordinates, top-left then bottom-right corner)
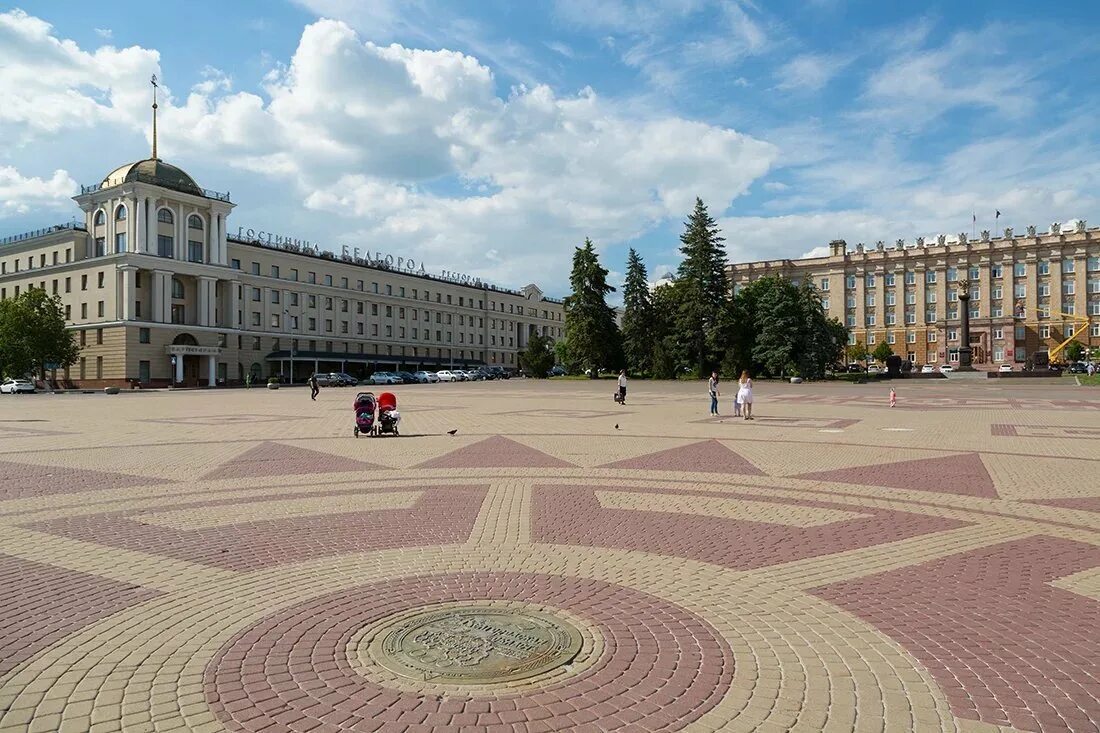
146 198 157 255
207 355 217 387
175 203 185 261
208 213 217 265
202 276 217 326
229 279 241 328
119 266 136 320
150 270 164 323
197 278 209 326
157 271 173 324
134 197 144 253
218 214 227 266
174 354 184 384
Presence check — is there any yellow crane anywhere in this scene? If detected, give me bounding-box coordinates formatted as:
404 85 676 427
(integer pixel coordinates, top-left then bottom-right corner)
1020 305 1092 365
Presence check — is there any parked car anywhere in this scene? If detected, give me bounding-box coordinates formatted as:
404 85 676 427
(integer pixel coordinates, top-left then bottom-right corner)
314 373 340 387
1068 362 1089 374
331 372 358 386
548 365 567 377
412 370 439 383
846 363 864 373
466 369 486 381
394 371 418 384
0 378 36 394
453 370 471 381
436 370 459 382
866 364 882 375
920 364 935 373
367 371 400 385
474 368 495 380
939 365 954 373
998 364 1013 372
487 366 507 379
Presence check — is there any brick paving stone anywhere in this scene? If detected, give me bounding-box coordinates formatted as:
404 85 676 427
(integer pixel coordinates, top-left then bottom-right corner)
0 379 1098 732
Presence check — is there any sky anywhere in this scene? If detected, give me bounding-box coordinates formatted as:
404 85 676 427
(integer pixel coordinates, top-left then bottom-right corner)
2 1 1099 299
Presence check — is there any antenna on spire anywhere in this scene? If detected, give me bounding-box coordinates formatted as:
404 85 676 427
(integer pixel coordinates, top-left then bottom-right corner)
150 74 159 160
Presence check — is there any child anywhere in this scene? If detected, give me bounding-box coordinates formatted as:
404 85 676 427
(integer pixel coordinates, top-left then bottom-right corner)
733 391 742 417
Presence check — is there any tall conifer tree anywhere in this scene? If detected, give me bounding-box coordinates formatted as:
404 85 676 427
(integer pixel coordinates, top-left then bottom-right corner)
675 198 728 376
564 238 621 378
620 248 652 374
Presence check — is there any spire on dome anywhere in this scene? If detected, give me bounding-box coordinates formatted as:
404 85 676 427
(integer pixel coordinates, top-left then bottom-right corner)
150 74 159 160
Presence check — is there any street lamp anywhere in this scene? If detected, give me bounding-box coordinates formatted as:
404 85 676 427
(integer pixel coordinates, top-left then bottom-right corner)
956 278 976 371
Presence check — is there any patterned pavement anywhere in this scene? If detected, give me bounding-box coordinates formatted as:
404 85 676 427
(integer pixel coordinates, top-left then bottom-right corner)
0 377 1098 733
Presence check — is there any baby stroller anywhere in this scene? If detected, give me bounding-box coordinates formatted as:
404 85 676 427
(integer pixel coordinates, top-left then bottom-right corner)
376 391 401 436
353 392 377 438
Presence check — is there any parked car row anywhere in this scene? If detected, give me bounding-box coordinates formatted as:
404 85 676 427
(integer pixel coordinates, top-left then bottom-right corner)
363 366 513 385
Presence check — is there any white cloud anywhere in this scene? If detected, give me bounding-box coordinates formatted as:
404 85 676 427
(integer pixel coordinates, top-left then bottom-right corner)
0 166 77 217
774 53 848 91
0 10 777 292
94 27 112 39
762 181 789 192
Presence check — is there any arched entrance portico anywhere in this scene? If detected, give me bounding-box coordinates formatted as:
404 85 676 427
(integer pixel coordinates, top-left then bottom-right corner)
166 333 222 387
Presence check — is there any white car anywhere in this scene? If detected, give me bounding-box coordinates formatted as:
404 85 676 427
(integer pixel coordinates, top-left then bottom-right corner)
920 365 935 373
1 378 36 394
367 372 400 385
939 365 954 373
452 370 470 381
436 370 458 382
867 364 882 374
998 364 1013 372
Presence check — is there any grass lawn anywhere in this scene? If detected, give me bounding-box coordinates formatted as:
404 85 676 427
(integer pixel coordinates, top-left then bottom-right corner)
1073 374 1100 386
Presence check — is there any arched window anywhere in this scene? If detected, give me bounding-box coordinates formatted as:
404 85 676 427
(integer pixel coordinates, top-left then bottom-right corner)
157 209 174 224
171 277 184 300
93 210 105 226
115 204 127 220
188 214 204 230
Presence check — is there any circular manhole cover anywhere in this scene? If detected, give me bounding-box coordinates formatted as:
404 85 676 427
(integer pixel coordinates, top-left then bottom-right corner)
365 605 584 684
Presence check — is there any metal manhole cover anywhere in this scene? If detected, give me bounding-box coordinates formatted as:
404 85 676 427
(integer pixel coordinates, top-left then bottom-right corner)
365 606 583 684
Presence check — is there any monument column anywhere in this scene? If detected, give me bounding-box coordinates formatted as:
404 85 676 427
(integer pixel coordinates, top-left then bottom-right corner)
957 279 975 371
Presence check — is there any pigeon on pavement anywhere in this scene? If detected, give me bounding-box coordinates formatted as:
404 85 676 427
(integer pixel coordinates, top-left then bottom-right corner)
447 429 458 436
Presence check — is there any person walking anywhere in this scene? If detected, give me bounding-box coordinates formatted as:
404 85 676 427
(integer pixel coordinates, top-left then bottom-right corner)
737 370 754 420
708 371 720 415
617 370 628 405
308 372 320 401
244 372 252 389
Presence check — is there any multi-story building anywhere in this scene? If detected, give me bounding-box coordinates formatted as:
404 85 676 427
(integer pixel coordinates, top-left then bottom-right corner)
727 225 1100 367
0 155 563 387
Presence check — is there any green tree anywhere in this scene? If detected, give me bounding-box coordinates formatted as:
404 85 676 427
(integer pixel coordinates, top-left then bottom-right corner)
794 281 848 379
563 238 621 378
519 331 555 378
620 248 653 375
648 280 684 379
871 340 895 364
553 338 575 373
675 198 728 376
845 340 868 365
0 289 80 379
1063 340 1085 362
751 278 802 376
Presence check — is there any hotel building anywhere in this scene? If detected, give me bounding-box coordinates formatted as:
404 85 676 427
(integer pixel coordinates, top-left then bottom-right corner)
0 155 564 387
727 226 1100 367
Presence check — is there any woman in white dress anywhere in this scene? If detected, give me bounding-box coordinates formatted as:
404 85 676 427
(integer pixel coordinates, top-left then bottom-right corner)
737 370 754 420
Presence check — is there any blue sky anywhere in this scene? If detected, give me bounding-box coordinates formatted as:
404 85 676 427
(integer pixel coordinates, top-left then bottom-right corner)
3 1 1099 298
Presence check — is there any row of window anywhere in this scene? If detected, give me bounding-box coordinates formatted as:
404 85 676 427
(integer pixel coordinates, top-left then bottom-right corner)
93 207 204 229
832 257 1100 291
0 248 73 274
230 259 558 320
850 322 1100 346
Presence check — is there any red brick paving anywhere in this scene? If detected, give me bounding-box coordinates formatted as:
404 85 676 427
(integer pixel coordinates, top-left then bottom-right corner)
27 486 487 571
813 536 1100 733
205 572 733 733
0 554 160 677
601 439 764 475
418 436 574 469
0 459 170 500
796 452 999 499
202 441 380 480
532 485 964 570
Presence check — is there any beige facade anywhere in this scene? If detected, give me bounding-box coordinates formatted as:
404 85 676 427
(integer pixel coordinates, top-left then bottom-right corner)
727 225 1100 368
0 159 563 387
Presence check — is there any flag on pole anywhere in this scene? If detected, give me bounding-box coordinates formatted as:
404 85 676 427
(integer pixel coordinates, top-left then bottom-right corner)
972 213 976 224
996 210 1001 219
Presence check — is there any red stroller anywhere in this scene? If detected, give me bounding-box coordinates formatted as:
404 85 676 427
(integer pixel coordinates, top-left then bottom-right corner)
376 391 400 436
353 392 376 438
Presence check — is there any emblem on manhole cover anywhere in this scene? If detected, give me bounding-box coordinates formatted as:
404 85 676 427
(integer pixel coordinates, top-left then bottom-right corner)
365 606 584 684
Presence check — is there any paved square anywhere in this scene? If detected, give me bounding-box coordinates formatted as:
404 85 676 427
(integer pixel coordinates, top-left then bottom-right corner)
1 377 1098 732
